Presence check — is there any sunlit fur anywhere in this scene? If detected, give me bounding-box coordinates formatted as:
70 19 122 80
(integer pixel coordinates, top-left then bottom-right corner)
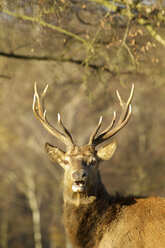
47 144 165 248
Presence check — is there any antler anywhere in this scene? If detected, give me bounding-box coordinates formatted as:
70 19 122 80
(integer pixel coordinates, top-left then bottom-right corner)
88 84 134 147
32 83 75 149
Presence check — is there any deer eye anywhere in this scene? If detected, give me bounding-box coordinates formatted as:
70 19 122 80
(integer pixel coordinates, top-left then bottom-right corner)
89 159 96 166
64 160 69 165
82 160 87 166
82 159 96 166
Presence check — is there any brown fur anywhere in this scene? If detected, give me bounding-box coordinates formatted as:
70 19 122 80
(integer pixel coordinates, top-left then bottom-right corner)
44 143 165 248
45 143 165 248
64 190 165 248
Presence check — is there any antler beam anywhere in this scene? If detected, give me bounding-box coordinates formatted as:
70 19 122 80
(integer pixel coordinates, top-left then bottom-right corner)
89 84 134 146
32 83 75 149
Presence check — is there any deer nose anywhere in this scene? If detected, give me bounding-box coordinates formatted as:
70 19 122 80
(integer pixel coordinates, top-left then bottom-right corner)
72 170 87 181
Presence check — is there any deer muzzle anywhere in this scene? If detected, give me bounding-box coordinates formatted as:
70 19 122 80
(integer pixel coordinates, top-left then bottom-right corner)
72 170 87 193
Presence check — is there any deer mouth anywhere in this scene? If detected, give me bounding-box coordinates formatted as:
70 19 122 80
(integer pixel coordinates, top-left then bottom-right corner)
72 181 86 193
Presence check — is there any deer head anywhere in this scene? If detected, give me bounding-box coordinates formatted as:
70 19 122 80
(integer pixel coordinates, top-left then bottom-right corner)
33 83 134 202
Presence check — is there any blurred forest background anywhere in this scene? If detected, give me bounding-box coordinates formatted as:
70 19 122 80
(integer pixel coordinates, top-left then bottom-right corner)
0 0 165 247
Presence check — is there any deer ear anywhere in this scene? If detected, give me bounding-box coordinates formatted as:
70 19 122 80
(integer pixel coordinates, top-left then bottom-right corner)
97 140 117 161
45 143 66 168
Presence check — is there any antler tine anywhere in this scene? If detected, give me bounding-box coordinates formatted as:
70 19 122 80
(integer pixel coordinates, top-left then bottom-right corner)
32 83 74 149
58 113 74 144
94 105 132 146
92 84 134 147
117 83 134 125
88 116 103 145
99 111 116 135
89 111 116 146
34 82 48 116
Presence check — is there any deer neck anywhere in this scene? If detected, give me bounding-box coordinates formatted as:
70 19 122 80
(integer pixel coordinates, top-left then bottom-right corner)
63 174 110 206
63 179 111 248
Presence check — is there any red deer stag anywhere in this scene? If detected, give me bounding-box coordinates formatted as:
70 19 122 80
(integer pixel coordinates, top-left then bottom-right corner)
33 83 165 248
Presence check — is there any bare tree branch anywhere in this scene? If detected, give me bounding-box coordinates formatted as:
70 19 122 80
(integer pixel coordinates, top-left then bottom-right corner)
89 0 165 47
1 9 89 46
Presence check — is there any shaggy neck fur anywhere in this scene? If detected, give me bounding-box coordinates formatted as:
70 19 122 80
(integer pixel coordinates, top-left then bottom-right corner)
63 173 136 248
